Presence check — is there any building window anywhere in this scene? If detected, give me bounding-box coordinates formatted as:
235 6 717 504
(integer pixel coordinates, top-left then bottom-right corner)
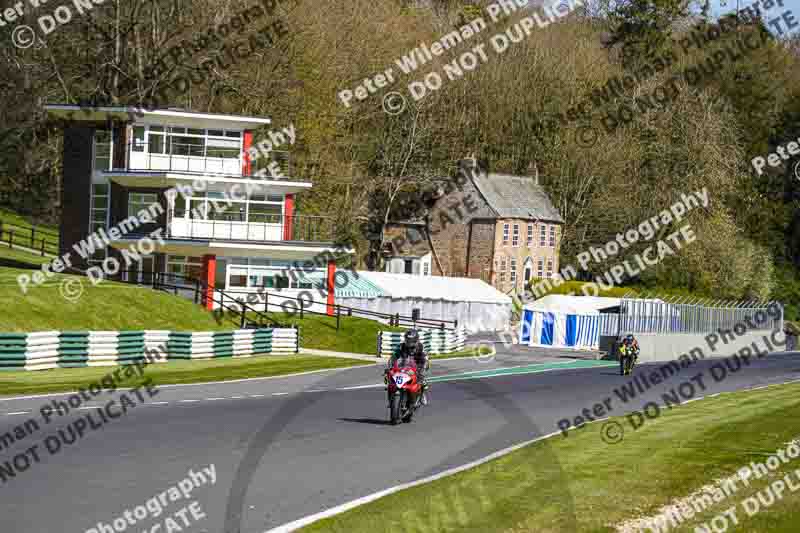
502 223 510 245
549 225 556 247
166 255 203 281
510 259 517 285
93 129 113 171
499 256 507 283
404 259 414 274
423 262 429 276
512 224 520 247
128 192 158 218
226 258 314 290
539 224 546 247
527 224 534 247
537 259 544 278
89 183 109 236
546 259 553 278
134 126 242 162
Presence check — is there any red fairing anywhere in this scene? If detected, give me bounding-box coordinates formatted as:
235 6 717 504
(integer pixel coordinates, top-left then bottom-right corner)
387 364 422 395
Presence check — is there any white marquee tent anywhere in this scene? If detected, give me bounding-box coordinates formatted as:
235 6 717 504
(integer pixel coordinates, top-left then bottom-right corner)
335 272 512 332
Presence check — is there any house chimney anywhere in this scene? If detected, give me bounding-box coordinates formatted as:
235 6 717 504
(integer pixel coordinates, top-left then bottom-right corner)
528 162 539 185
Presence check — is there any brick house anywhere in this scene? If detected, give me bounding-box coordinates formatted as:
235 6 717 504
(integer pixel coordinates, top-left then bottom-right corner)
381 158 564 293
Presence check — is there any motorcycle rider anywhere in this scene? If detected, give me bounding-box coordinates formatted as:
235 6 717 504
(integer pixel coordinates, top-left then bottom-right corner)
386 329 430 405
619 333 640 372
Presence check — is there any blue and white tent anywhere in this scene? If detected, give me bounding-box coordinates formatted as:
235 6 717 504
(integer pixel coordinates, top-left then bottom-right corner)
518 295 621 350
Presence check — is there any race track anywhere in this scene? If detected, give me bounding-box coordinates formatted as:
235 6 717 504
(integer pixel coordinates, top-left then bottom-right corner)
0 347 798 533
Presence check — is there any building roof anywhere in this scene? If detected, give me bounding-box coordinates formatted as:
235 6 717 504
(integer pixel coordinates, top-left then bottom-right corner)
351 271 512 304
472 172 564 223
44 104 271 129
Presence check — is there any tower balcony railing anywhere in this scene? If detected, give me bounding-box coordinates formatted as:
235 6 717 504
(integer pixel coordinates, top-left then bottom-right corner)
112 142 291 179
166 214 336 243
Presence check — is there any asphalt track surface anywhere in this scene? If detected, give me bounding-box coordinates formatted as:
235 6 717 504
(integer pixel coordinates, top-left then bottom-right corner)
0 347 798 533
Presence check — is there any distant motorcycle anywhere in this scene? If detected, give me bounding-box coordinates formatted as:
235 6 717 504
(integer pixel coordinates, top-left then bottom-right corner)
385 359 423 425
619 344 638 376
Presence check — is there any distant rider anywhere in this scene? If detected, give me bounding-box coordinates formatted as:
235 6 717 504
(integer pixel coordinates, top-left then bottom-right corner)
386 329 430 405
619 334 639 371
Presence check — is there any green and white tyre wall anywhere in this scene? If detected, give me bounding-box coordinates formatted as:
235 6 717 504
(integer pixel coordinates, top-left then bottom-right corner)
0 328 299 371
378 327 467 357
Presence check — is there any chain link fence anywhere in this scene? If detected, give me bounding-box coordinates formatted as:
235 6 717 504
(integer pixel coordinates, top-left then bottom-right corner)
616 296 783 335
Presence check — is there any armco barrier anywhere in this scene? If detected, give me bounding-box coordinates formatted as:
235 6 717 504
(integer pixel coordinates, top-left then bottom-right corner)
0 328 299 371
377 327 467 357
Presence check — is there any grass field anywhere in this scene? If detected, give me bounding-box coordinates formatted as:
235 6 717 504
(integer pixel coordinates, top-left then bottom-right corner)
303 381 800 532
0 354 371 396
0 246 404 354
0 207 59 235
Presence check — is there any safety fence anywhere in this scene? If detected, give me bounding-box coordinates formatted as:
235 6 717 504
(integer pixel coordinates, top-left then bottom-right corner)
377 327 467 358
0 328 299 371
0 220 59 256
617 298 783 335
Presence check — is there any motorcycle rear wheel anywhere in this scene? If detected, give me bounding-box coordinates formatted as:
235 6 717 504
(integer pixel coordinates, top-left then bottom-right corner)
390 393 402 425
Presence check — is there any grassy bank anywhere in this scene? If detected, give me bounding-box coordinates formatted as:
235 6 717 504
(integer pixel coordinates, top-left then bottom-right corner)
0 354 370 396
303 381 800 532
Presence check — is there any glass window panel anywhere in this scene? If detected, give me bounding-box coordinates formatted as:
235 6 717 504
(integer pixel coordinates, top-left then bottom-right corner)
149 126 164 132
250 259 270 266
225 131 241 138
173 196 186 218
149 133 165 154
209 203 245 222
93 183 109 195
275 275 289 289
169 127 186 134
188 199 206 219
187 128 204 136
207 137 238 148
93 196 108 208
208 129 224 137
248 204 282 223
133 127 145 152
229 275 247 288
249 192 266 202
266 195 283 202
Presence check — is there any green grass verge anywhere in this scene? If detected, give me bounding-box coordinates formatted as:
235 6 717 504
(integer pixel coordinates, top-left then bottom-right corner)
0 263 232 332
238 311 404 355
302 381 800 532
0 354 370 396
0 207 59 235
0 243 52 266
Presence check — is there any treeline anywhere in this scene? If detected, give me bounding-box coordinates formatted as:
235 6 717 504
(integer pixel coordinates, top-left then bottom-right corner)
0 0 798 316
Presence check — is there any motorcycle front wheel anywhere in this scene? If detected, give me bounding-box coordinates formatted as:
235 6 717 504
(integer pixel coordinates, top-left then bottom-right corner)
390 392 402 425
402 394 415 423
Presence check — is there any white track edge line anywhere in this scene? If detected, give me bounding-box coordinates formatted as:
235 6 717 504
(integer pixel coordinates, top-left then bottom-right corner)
265 429 562 533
